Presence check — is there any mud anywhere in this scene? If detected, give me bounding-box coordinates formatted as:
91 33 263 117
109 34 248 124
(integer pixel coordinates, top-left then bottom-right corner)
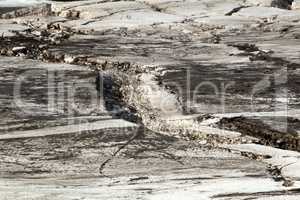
218 117 300 151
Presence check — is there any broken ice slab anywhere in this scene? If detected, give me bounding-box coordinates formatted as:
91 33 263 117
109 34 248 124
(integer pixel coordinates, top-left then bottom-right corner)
0 56 112 133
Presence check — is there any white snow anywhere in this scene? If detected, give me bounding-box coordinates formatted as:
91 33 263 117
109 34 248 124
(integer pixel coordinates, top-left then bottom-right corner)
225 144 300 180
0 0 48 7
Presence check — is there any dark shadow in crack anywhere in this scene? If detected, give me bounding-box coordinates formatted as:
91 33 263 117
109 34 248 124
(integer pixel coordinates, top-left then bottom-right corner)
212 188 300 199
95 71 141 123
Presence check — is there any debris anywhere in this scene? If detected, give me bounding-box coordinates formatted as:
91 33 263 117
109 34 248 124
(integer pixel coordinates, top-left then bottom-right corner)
12 46 27 53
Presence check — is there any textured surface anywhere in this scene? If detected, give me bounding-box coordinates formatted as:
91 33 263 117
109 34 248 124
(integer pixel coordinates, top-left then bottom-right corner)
1 0 300 199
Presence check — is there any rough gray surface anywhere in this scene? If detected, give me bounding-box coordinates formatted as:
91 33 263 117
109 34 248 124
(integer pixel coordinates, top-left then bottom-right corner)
1 0 300 199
